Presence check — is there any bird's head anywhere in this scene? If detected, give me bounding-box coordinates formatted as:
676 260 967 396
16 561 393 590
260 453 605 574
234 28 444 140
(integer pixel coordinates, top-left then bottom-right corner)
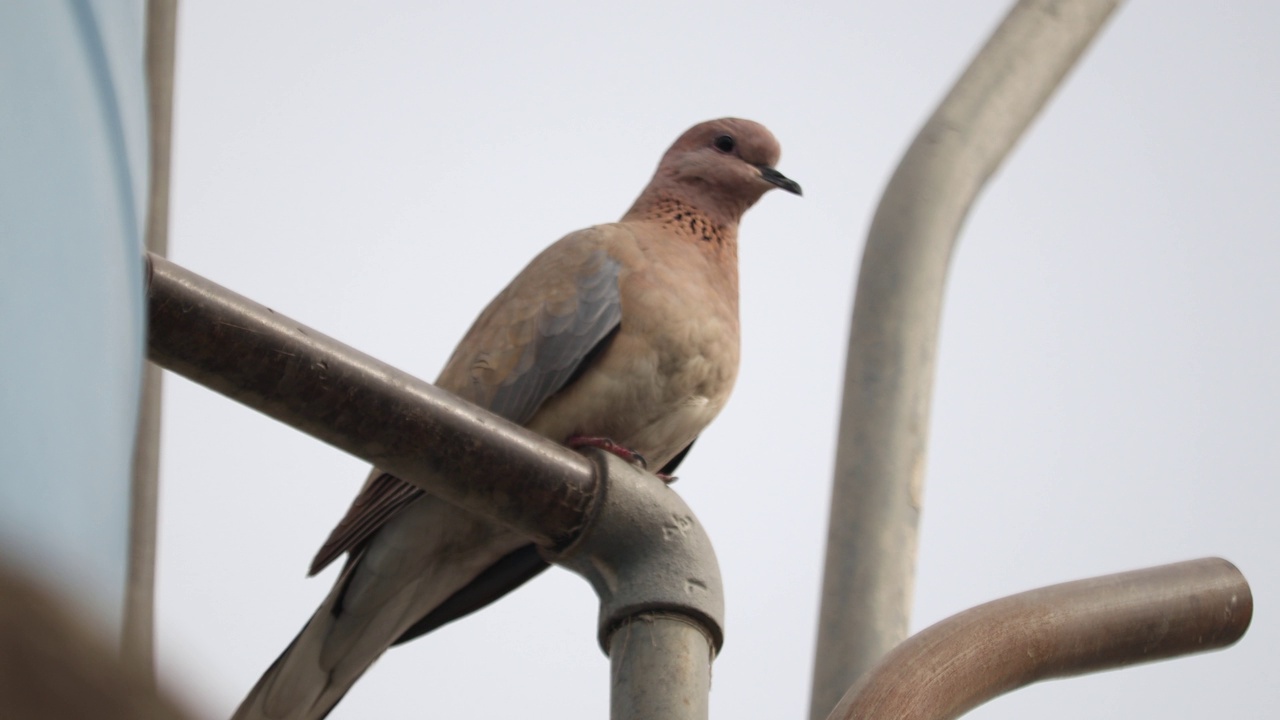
658 118 801 215
624 118 800 230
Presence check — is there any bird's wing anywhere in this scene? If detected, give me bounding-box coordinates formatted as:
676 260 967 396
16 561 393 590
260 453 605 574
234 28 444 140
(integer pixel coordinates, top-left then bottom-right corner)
309 230 624 576
389 435 697 646
308 471 417 576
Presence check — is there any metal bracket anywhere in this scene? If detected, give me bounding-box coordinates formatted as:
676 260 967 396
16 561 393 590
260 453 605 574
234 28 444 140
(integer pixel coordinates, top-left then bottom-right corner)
545 449 725 654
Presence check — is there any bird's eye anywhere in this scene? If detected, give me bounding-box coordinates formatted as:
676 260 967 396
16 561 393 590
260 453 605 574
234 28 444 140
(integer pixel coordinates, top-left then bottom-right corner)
713 135 736 153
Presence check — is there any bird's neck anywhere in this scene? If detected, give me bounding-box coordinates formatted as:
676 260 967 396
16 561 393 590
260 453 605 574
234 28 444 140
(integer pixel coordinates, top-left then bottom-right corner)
622 189 741 252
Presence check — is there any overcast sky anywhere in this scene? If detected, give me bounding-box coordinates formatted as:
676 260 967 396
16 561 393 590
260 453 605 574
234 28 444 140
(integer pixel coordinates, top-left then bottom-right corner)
156 2 1278 718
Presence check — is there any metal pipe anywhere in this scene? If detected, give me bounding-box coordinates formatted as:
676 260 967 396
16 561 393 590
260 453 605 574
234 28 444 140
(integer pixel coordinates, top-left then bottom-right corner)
609 613 713 720
550 451 724 718
124 0 178 678
824 558 1252 720
550 450 725 653
144 253 596 548
809 2 1122 716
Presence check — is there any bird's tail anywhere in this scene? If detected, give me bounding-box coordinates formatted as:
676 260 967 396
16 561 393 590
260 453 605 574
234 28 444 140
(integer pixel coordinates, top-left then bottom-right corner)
231 497 534 720
230 575 372 720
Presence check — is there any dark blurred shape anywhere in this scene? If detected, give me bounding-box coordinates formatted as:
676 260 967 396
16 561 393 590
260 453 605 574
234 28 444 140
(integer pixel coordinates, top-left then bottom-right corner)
0 563 190 720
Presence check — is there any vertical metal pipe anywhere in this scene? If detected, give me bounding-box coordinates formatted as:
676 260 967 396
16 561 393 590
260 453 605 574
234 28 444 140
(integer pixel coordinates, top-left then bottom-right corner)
609 614 713 720
809 2 1122 718
124 0 177 678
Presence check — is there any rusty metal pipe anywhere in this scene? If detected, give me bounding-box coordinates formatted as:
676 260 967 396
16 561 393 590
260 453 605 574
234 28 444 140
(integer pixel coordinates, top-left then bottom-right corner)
824 558 1252 720
144 253 596 548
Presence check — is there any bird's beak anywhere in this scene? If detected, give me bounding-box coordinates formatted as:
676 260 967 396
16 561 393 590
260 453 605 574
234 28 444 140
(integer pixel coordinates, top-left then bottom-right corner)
756 165 802 196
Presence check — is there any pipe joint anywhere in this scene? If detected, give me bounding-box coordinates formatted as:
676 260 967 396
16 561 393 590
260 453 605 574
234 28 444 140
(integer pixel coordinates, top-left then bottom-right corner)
546 450 725 654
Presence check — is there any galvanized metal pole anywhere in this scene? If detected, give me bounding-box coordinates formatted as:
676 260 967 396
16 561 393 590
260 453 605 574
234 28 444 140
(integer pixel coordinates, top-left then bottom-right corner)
824 558 1252 720
553 450 724 720
124 0 178 679
609 615 712 720
810 2 1122 718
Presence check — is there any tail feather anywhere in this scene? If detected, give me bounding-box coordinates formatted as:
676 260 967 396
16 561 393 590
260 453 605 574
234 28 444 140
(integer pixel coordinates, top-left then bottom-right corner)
232 581 368 720
231 497 529 720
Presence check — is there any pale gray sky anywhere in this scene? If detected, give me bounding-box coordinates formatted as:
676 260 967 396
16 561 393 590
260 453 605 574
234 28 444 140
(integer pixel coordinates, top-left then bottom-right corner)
157 2 1279 718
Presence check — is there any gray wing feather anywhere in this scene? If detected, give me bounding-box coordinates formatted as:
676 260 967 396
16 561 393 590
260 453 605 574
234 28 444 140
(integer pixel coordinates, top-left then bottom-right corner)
488 251 623 425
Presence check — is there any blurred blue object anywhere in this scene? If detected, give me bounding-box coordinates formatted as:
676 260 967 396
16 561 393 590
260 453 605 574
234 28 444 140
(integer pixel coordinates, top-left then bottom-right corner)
0 0 149 639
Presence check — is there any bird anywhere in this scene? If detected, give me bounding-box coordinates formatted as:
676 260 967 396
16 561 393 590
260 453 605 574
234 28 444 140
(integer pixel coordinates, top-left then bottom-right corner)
233 118 801 720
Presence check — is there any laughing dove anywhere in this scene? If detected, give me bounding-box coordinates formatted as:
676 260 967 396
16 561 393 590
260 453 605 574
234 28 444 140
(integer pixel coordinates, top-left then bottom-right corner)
233 118 800 720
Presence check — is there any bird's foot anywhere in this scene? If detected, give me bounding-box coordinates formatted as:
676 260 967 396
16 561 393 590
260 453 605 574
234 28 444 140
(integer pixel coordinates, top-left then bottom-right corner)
656 472 678 485
566 435 648 470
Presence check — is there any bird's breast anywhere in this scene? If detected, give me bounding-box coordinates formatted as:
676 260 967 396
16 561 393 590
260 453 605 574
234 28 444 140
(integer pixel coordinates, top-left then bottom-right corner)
527 234 740 469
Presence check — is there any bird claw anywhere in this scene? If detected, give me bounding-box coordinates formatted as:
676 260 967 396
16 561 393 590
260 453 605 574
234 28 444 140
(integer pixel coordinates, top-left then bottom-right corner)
566 435 648 470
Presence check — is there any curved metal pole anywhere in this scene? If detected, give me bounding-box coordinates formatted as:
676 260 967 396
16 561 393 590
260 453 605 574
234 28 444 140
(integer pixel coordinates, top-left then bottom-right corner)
824 558 1252 720
810 2 1123 717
